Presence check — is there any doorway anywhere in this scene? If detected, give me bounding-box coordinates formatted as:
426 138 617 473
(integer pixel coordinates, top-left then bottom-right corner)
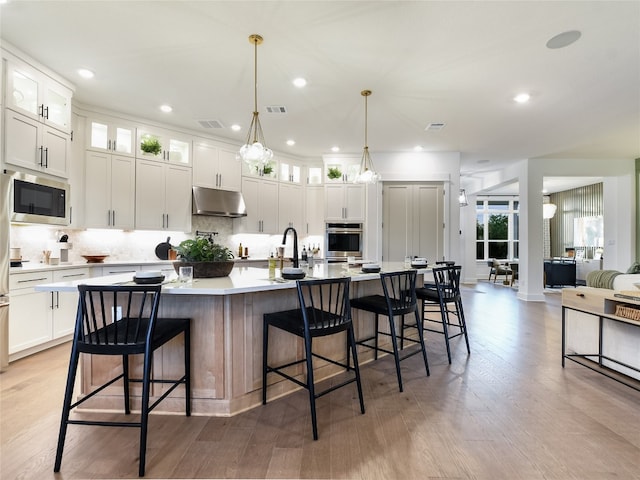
382 182 444 262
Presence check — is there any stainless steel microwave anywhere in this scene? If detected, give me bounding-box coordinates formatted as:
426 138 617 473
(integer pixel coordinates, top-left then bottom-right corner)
7 170 70 226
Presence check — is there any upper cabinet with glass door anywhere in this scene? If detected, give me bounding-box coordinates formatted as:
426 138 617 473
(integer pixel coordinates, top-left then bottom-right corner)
324 157 361 183
241 158 278 180
279 160 302 184
5 56 72 134
86 115 136 156
136 125 192 166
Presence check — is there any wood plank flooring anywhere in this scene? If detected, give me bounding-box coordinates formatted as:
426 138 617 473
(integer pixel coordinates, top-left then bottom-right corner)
1 282 639 479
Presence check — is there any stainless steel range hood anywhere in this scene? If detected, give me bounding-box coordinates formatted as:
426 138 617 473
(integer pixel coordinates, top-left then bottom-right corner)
192 187 247 218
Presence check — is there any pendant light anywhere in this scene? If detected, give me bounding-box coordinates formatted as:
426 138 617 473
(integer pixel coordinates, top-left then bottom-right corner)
354 89 380 184
458 189 469 207
237 34 273 167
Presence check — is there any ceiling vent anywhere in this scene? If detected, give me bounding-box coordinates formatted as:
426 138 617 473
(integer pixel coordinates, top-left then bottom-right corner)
265 105 288 114
425 122 446 131
197 119 224 129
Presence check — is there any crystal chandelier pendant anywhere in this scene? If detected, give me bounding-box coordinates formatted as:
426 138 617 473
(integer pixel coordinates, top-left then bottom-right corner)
237 35 272 167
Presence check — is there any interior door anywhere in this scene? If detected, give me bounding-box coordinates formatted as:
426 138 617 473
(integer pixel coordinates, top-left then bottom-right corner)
383 182 444 263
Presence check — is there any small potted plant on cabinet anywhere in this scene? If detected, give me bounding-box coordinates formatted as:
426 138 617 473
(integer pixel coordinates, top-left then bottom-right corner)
173 237 235 278
140 135 162 156
327 166 342 181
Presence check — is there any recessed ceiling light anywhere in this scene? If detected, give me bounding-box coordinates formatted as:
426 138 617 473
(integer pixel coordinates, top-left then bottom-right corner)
331 146 340 152
546 30 581 49
413 146 423 152
293 77 307 88
160 105 172 113
286 139 295 146
77 68 94 79
231 124 242 131
514 93 530 103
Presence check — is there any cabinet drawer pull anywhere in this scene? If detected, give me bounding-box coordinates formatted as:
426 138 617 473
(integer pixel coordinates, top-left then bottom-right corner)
61 273 86 279
17 277 48 284
576 293 585 297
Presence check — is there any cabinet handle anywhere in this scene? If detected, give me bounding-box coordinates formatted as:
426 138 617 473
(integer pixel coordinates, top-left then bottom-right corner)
108 139 112 151
17 277 48 284
55 292 60 309
166 214 169 229
62 273 86 279
576 293 585 298
39 104 44 118
50 292 55 310
112 210 116 226
43 105 49 120
43 147 49 168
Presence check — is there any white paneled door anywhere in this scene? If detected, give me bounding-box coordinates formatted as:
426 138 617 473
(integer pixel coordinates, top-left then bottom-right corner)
382 182 444 263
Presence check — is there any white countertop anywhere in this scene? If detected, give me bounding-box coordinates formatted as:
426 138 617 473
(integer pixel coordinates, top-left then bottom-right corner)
35 263 429 296
10 260 176 274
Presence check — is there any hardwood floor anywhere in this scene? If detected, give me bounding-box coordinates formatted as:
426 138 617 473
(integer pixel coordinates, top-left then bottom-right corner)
2 282 639 479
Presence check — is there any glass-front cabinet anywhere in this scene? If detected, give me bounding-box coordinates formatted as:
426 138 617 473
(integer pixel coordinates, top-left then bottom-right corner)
137 126 192 166
86 116 136 156
5 57 72 134
324 157 361 183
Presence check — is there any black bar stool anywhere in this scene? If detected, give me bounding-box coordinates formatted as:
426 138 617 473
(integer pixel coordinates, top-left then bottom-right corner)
414 265 470 364
262 277 365 440
350 270 429 392
54 284 191 477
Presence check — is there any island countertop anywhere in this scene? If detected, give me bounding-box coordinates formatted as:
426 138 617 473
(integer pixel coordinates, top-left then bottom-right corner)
36 262 428 295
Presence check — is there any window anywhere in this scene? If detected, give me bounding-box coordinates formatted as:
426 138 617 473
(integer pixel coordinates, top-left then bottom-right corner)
476 198 519 261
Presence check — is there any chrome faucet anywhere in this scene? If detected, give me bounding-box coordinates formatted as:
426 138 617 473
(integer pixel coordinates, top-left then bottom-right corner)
281 227 299 268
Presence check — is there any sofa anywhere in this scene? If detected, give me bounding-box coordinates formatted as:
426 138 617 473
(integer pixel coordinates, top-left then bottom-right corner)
586 262 640 291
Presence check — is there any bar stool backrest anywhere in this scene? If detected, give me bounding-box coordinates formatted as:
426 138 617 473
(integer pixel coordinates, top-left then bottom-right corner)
296 277 351 334
380 270 418 316
432 265 461 301
76 284 162 353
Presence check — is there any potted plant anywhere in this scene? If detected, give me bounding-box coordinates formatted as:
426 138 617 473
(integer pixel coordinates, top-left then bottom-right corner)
327 166 342 180
173 237 235 278
140 135 162 156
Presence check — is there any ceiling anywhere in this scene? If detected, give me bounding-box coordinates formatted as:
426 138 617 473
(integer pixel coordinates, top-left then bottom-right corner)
1 1 639 193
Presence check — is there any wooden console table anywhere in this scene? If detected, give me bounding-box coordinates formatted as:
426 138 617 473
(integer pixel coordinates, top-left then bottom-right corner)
561 287 640 391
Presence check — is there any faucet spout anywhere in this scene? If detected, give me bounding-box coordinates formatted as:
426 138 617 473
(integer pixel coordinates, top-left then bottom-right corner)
281 227 299 268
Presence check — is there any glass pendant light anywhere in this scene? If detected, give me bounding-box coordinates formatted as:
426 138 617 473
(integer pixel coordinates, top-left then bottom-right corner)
354 89 380 184
237 34 273 167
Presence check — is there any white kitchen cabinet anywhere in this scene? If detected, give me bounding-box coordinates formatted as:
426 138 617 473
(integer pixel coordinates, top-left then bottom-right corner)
5 108 69 177
137 126 192 166
5 56 72 133
86 115 136 156
307 165 323 185
84 151 135 229
241 158 278 180
52 268 90 337
8 267 89 359
279 160 302 184
193 140 241 191
9 273 53 356
135 159 192 232
234 177 278 234
94 265 140 277
305 185 325 235
278 183 304 231
324 158 361 183
325 184 365 221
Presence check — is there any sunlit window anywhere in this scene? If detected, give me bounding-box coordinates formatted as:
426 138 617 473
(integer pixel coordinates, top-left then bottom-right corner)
476 198 519 261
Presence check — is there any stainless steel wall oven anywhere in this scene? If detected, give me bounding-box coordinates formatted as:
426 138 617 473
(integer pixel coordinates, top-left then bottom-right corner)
325 223 363 262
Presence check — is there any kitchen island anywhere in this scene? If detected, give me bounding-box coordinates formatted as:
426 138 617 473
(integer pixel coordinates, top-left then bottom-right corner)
37 263 426 416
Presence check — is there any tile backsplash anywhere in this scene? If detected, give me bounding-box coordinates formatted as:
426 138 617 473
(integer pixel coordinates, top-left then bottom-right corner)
10 216 324 264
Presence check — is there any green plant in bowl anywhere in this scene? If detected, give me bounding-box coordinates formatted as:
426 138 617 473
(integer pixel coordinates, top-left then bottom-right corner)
140 135 162 155
174 238 235 278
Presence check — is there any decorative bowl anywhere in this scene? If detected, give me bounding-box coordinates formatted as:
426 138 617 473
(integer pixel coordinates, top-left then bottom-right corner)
173 261 234 278
81 254 109 263
282 267 306 280
362 263 381 273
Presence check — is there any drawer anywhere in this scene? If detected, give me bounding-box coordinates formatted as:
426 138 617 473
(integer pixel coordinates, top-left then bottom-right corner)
9 271 53 291
53 268 91 282
99 265 140 276
562 288 606 315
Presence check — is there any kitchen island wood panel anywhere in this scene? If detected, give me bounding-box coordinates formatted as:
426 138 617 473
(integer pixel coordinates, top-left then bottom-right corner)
38 264 424 416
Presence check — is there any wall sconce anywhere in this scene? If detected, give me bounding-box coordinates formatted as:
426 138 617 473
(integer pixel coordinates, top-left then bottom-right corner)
458 189 469 207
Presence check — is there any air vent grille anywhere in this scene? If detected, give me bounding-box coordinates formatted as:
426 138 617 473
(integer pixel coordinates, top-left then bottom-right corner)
197 119 224 129
265 106 288 114
425 122 446 131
